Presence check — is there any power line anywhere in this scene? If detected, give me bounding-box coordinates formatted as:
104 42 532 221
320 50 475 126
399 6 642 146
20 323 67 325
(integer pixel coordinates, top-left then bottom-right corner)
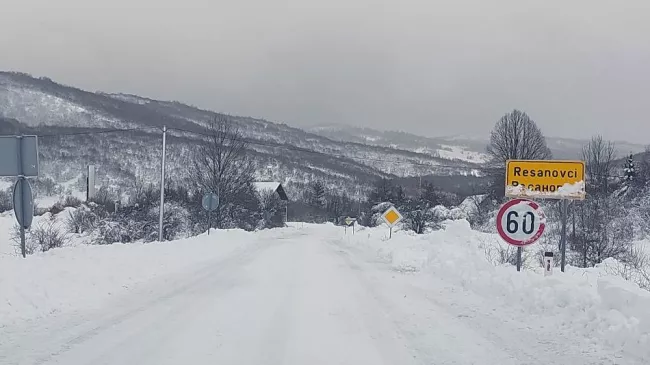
36 127 159 137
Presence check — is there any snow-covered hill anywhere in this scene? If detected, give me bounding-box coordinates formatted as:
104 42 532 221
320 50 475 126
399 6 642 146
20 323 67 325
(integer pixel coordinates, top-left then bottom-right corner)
0 72 480 198
309 124 647 162
309 124 491 164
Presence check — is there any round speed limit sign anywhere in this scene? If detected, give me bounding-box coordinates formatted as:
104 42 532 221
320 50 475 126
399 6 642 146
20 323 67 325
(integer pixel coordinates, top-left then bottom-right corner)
496 199 546 246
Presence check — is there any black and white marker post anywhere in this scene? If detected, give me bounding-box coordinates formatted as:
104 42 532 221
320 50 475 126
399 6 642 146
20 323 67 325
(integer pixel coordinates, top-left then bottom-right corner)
544 251 554 276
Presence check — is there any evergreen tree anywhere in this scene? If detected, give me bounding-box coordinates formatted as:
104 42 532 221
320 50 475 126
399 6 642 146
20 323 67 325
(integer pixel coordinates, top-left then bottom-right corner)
419 181 441 207
369 178 394 203
393 185 407 207
309 181 327 209
624 154 636 183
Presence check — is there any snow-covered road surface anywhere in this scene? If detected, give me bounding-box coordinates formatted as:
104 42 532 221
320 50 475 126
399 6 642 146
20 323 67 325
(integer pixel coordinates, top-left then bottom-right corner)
0 224 645 364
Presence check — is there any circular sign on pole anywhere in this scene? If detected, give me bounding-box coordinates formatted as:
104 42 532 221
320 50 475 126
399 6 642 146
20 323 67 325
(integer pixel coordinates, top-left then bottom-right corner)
496 198 546 247
13 178 34 229
202 193 219 212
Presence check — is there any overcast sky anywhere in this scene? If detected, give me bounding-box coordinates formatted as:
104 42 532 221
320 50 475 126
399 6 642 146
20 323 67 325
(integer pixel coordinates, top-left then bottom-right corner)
2 0 649 143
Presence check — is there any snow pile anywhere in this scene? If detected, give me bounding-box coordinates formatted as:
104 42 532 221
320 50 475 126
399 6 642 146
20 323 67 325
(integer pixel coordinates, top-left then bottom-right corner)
506 181 586 200
0 228 266 325
435 144 490 163
343 220 650 360
430 205 468 221
0 211 17 256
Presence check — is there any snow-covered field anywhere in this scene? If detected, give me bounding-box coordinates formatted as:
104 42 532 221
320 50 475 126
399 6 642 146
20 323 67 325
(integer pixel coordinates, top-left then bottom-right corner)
1 221 648 364
434 144 490 163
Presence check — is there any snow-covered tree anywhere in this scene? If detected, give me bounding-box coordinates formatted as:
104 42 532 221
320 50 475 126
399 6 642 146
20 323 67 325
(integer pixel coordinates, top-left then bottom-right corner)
581 135 616 196
258 190 285 229
624 154 636 183
403 200 435 234
485 109 552 198
189 115 257 230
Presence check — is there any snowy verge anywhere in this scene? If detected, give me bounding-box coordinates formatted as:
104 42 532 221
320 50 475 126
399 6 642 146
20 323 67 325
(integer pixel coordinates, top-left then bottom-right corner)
0 208 87 257
0 228 268 326
341 220 650 361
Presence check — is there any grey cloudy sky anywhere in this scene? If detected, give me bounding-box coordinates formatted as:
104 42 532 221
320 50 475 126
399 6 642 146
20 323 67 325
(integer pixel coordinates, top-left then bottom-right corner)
2 0 649 143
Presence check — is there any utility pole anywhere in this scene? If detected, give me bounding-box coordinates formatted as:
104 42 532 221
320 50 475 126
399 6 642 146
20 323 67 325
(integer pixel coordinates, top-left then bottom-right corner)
357 186 361 217
158 126 167 242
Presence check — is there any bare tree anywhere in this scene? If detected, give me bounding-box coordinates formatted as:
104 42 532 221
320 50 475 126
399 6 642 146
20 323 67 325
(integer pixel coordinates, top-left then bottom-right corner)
258 190 285 228
403 200 436 234
485 110 552 197
12 221 69 255
190 115 257 229
581 135 616 196
569 136 633 266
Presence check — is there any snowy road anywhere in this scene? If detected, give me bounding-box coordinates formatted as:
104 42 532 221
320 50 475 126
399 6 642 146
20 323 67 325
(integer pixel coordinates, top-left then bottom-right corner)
0 226 642 364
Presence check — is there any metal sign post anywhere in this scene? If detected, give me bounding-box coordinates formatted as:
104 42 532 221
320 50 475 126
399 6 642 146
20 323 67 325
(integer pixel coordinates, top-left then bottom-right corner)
17 136 25 258
0 135 39 258
202 192 219 235
560 199 568 272
158 126 167 242
381 207 403 240
505 159 586 272
496 198 546 272
344 217 356 235
1 135 39 258
13 178 34 257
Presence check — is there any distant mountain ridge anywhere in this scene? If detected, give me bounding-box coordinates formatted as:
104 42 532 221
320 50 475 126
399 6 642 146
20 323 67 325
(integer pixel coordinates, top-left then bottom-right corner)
308 124 647 161
0 72 482 200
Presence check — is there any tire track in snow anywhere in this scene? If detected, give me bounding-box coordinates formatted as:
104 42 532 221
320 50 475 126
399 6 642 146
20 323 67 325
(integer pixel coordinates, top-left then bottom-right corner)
2 230 308 365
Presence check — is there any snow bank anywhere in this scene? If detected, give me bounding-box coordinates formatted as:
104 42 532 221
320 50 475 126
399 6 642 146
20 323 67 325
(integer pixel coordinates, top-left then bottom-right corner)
0 228 267 326
430 204 468 221
0 211 17 256
506 180 586 200
343 220 650 360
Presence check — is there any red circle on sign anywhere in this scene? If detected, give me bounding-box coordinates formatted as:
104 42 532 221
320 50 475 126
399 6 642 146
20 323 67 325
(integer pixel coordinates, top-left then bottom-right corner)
496 198 546 247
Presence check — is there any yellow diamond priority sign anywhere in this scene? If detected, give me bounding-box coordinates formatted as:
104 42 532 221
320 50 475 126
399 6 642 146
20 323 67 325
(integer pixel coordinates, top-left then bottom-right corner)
382 206 403 226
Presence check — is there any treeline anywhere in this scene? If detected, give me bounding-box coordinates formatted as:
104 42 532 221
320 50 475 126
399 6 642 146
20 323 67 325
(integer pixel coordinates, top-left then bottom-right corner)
290 176 461 234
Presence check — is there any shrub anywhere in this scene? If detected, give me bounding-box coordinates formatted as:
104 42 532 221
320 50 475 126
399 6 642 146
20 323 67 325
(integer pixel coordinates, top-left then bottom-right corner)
12 220 69 255
61 195 83 208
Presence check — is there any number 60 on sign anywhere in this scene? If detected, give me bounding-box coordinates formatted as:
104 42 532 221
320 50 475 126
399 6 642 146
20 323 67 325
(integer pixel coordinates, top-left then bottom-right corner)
496 199 546 246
